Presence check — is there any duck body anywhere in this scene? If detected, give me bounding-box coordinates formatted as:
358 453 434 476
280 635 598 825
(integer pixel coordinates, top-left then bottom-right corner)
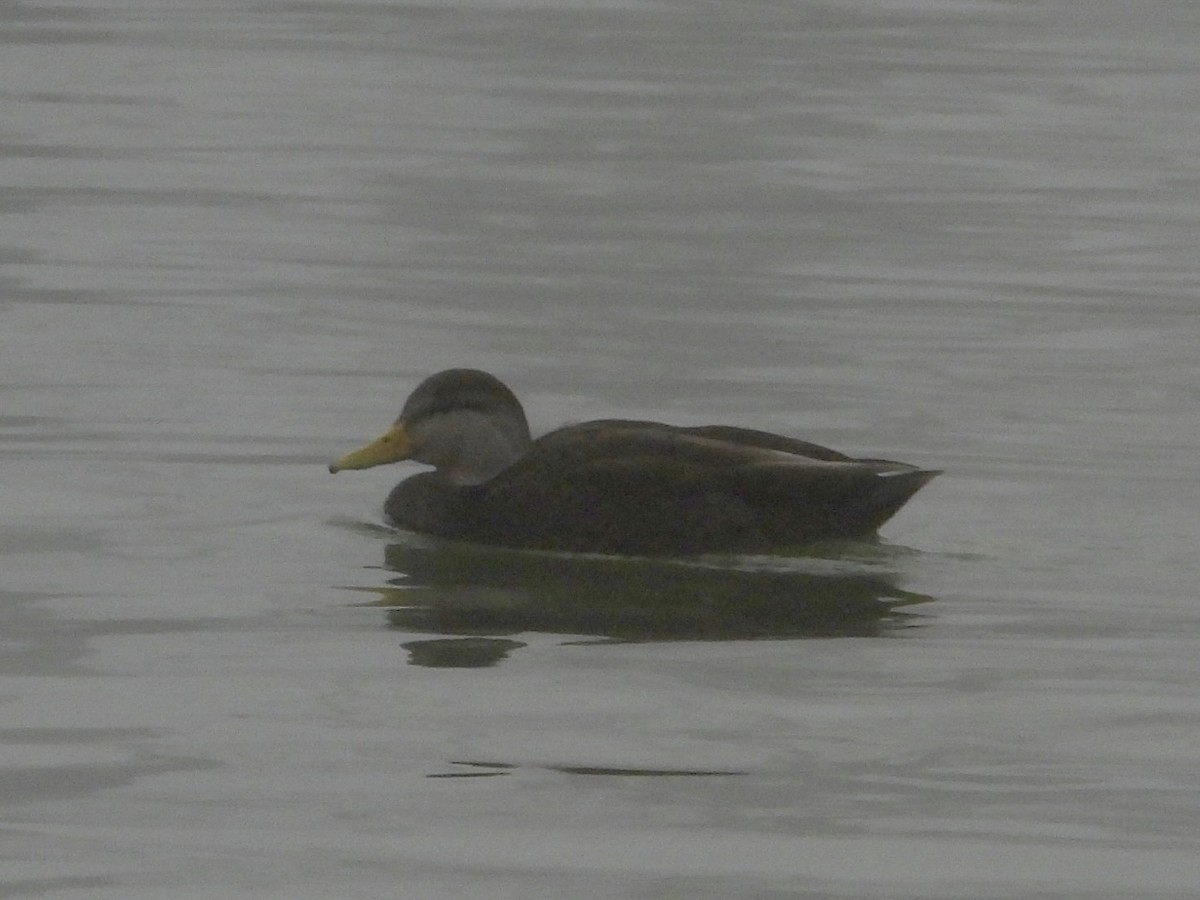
331 369 939 556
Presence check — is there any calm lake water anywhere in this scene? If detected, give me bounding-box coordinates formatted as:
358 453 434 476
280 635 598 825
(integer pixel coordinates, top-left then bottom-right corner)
3 0 1199 897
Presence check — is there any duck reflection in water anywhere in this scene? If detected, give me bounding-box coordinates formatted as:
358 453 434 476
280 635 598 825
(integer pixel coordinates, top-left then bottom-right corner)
362 540 934 668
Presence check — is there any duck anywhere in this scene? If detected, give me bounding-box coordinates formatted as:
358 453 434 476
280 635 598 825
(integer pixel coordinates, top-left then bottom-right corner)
329 368 939 555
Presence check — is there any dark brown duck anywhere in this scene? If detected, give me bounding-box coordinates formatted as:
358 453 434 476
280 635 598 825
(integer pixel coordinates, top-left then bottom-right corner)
329 368 939 555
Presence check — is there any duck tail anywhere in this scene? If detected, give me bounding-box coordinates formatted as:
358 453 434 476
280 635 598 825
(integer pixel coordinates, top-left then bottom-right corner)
848 468 941 534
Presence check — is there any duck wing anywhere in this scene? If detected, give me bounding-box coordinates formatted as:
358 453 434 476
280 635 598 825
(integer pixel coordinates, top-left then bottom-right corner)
464 423 937 554
541 419 854 462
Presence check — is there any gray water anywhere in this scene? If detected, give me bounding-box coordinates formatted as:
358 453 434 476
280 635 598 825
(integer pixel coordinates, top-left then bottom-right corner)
3 1 1199 897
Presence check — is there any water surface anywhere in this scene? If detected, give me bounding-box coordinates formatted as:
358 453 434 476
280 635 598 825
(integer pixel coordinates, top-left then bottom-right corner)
3 1 1199 897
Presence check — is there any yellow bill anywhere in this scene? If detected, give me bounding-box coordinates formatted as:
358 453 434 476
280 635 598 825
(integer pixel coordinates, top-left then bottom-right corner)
328 422 413 473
